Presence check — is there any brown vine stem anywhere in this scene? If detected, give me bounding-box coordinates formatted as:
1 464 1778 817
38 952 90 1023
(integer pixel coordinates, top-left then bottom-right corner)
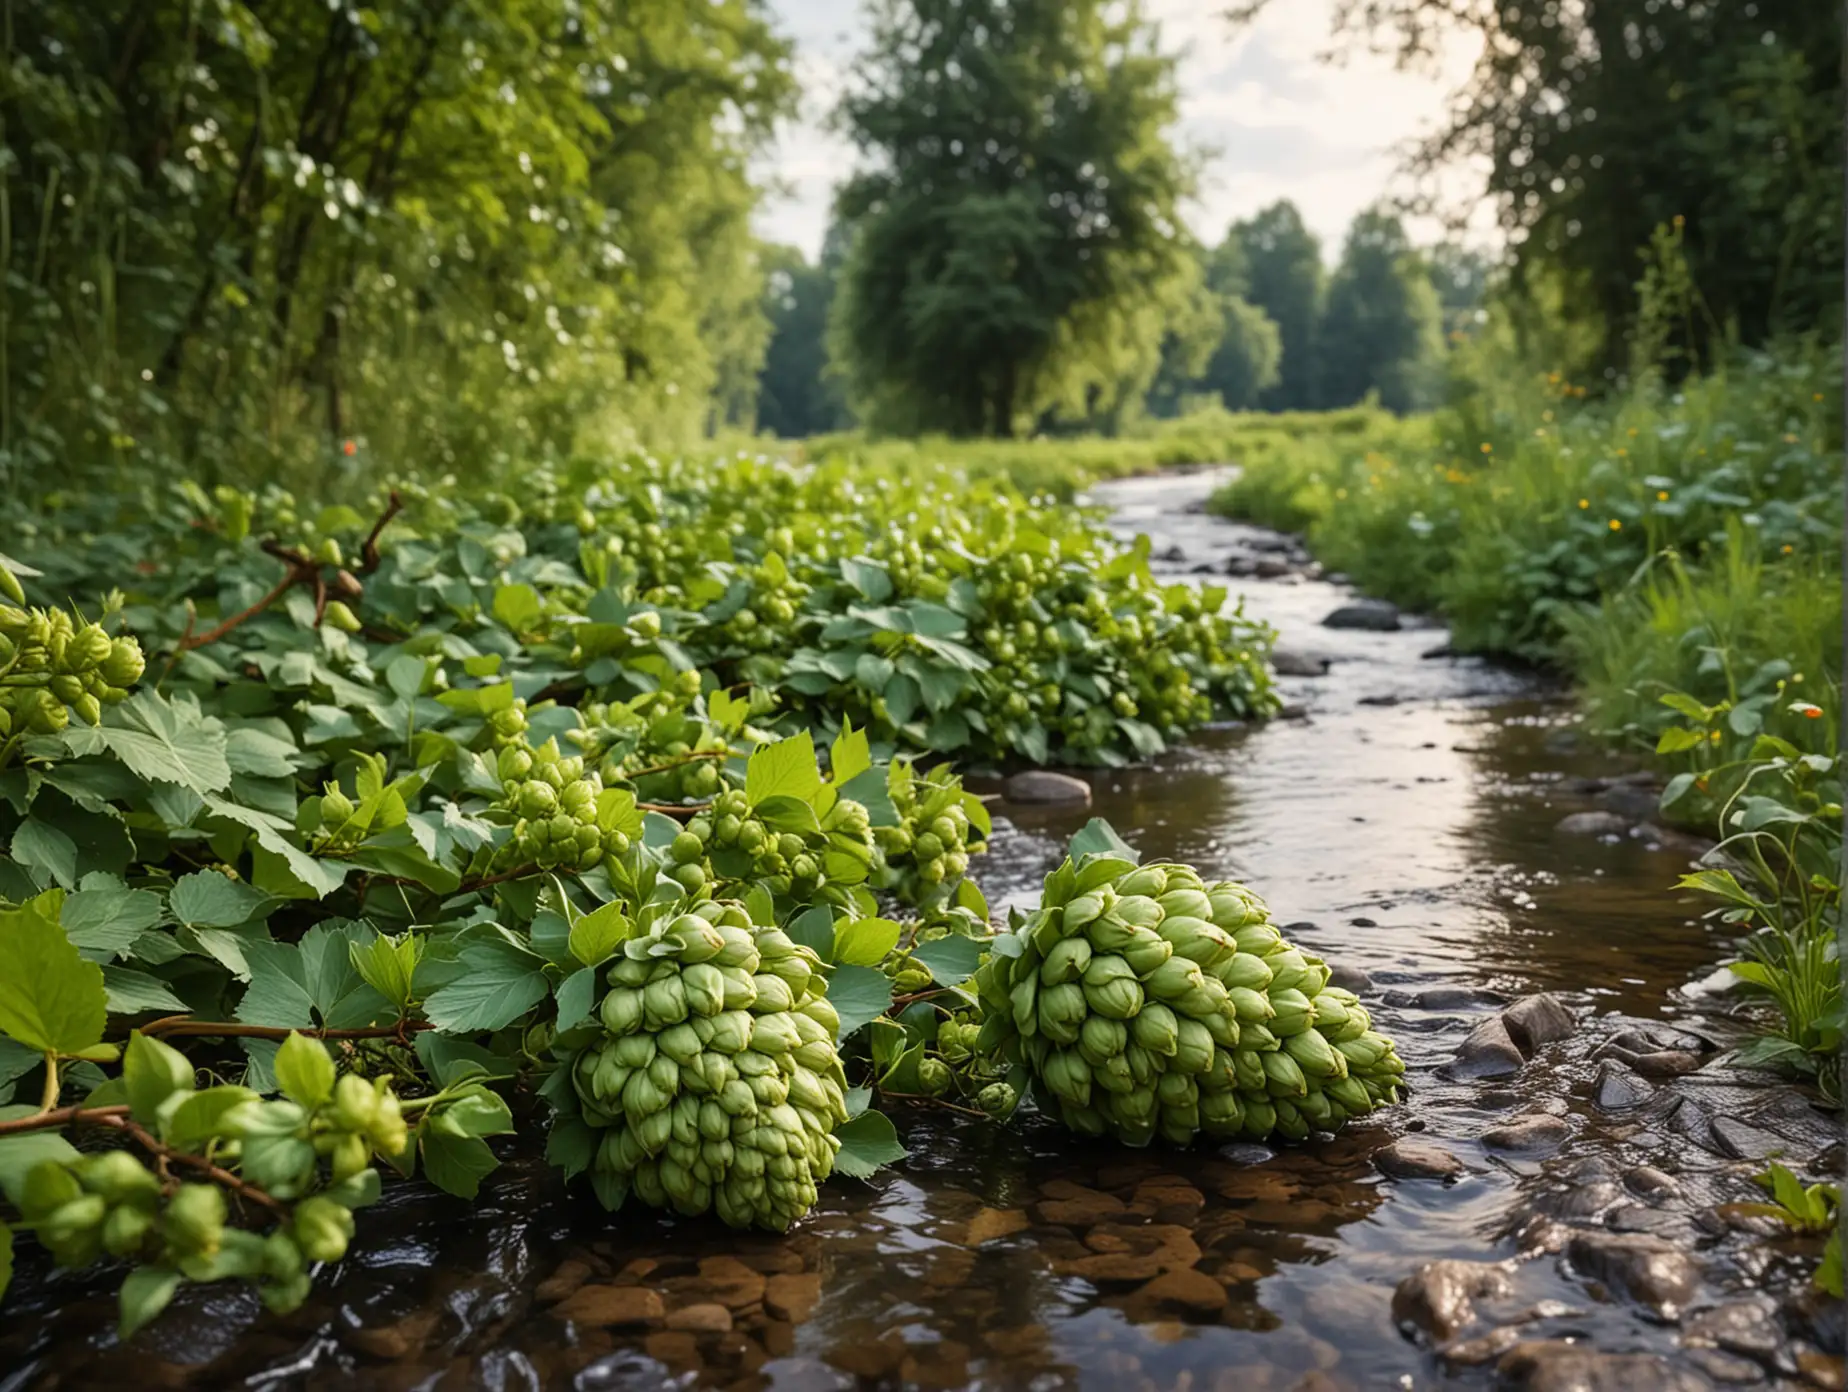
357 490 404 574
137 1016 429 1045
877 1089 988 1120
624 749 731 781
638 801 709 817
0 1104 129 1138
98 1114 288 1218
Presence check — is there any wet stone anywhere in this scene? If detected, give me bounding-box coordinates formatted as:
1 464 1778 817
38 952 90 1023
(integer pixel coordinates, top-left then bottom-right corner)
1272 648 1331 676
1798 1351 1847 1389
1495 1341 1715 1391
1683 1349 1770 1383
1452 1015 1527 1079
554 1286 666 1328
1002 770 1092 805
1624 1049 1707 1078
1218 1142 1277 1165
764 1272 822 1323
1555 811 1632 838
1625 1167 1684 1204
1326 963 1372 994
962 1207 1031 1246
1501 994 1576 1055
1708 1116 1782 1161
1682 1299 1787 1369
1565 1232 1701 1320
1551 1179 1626 1220
1401 985 1508 1010
1322 599 1401 631
1440 1324 1529 1368
536 1258 595 1304
1036 1181 1129 1226
1375 1136 1467 1180
1594 1058 1654 1111
665 1303 733 1334
695 1256 768 1310
1481 1114 1571 1156
1392 1259 1514 1341
1135 1269 1229 1313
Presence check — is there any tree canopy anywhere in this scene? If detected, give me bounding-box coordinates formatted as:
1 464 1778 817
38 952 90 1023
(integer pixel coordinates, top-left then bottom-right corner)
828 0 1198 437
1317 209 1446 413
1231 203 1325 411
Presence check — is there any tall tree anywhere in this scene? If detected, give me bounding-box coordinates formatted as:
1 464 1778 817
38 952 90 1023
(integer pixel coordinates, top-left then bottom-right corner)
757 238 851 438
1238 0 1842 368
1232 202 1324 411
829 0 1196 437
1316 209 1445 413
1145 237 1281 416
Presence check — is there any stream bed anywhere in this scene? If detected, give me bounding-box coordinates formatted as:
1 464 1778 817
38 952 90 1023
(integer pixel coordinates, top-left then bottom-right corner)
1 470 1837 1391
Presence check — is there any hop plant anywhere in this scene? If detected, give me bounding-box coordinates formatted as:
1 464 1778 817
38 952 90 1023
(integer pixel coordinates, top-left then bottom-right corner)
0 603 143 739
875 760 986 909
567 897 848 1231
493 735 633 871
974 856 1404 1147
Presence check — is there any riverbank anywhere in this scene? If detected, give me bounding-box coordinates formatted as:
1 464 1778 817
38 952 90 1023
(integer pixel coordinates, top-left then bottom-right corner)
2 470 1835 1390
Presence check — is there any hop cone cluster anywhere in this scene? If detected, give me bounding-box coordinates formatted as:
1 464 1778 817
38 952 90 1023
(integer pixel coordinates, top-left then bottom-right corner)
491 736 631 871
572 900 848 1231
974 859 1404 1147
0 605 143 735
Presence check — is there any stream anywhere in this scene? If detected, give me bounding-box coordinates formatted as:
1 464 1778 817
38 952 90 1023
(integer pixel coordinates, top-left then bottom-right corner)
1 469 1835 1391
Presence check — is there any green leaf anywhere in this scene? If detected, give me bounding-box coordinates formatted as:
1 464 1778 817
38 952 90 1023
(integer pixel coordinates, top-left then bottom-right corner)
910 936 984 986
93 691 232 796
832 917 901 968
555 966 597 1032
1677 868 1766 910
164 1085 259 1150
12 817 78 890
0 898 108 1055
829 722 872 786
123 1031 195 1124
824 964 893 1039
63 875 163 960
0 1104 79 1203
420 1129 499 1198
443 1087 515 1138
350 932 422 1009
832 1109 906 1179
0 1219 11 1305
839 557 893 602
568 902 632 966
169 871 272 929
1068 818 1135 864
1655 727 1707 754
545 1115 597 1180
422 940 549 1034
273 1032 336 1108
786 906 837 960
118 1265 183 1340
102 966 189 1014
746 732 821 806
238 922 388 1029
492 583 544 634
1658 692 1714 723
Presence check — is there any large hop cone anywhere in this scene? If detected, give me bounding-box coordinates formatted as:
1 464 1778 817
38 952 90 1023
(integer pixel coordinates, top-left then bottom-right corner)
973 858 1404 1147
571 900 848 1230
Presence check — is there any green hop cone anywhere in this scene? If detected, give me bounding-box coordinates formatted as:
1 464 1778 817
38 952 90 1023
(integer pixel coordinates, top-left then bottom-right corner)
574 894 844 1231
292 1195 356 1263
971 853 1403 1148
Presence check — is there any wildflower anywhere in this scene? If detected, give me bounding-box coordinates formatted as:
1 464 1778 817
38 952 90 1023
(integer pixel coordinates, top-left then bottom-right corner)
1578 498 1590 509
343 440 357 457
1709 730 1722 742
1616 448 1628 458
1480 442 1493 454
1656 490 1670 501
1608 519 1622 531
1814 393 1825 402
1782 433 1799 444
1789 701 1825 720
1695 776 1709 793
1781 544 1794 555
1626 428 1638 438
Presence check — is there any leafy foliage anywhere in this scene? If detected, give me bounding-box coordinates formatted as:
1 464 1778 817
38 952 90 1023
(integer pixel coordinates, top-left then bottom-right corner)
830 0 1199 436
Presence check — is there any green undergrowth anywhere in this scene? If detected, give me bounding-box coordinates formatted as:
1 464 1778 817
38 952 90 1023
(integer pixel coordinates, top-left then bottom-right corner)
1209 339 1844 1100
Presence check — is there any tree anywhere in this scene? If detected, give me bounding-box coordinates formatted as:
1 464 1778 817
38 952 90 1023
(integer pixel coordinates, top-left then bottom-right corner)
757 241 851 438
829 0 1197 437
1232 202 1324 411
1242 0 1842 369
1317 209 1446 413
0 0 792 495
1144 239 1280 417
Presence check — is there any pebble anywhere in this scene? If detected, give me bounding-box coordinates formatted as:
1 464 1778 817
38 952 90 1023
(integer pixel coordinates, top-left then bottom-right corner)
1624 1167 1684 1204
764 1272 822 1323
665 1303 733 1333
1681 1299 1786 1368
1496 1340 1714 1390
553 1285 666 1327
1565 1232 1702 1319
1271 648 1331 676
1002 770 1092 805
1451 1015 1527 1079
1322 599 1401 631
1555 811 1632 837
695 1255 768 1309
1325 963 1372 994
1480 1114 1571 1156
1708 1116 1783 1160
1374 1136 1467 1181
1391 1259 1514 1340
962 1207 1031 1246
1135 1268 1229 1312
1594 1058 1655 1111
1500 994 1576 1054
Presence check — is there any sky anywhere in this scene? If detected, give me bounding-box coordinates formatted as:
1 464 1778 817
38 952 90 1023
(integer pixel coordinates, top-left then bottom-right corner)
752 0 1491 265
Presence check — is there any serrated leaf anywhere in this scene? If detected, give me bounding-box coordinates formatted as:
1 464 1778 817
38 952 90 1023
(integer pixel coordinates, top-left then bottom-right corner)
0 1105 79 1203
420 1129 499 1198
0 899 108 1055
422 941 549 1034
93 691 231 796
746 732 821 806
555 966 597 1032
164 1085 258 1150
169 871 272 929
1068 818 1136 864
102 966 189 1014
568 901 632 966
824 964 893 1039
832 1109 906 1179
829 722 872 786
11 818 78 890
832 917 901 967
117 1265 182 1341
909 936 984 986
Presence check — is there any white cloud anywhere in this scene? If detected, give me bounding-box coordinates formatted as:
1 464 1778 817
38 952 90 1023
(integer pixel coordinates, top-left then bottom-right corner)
752 0 1496 262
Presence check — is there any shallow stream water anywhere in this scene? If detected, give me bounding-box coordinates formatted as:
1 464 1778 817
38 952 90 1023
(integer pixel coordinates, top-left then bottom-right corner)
0 470 1793 1391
